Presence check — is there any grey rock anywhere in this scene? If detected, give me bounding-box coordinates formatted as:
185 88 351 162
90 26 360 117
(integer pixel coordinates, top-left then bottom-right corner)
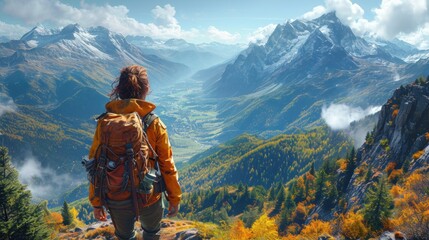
174 229 202 240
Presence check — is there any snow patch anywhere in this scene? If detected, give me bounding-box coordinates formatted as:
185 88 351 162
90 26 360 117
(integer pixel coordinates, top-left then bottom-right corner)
404 52 429 63
319 25 331 37
26 40 38 48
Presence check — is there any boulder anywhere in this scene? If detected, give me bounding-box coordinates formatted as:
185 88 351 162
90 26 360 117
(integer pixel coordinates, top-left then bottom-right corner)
174 228 202 240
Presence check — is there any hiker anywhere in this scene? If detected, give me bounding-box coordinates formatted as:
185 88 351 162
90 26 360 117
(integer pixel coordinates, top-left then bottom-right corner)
87 65 182 240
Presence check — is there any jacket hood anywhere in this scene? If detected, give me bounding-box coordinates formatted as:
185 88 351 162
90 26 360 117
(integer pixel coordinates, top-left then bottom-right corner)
105 99 156 117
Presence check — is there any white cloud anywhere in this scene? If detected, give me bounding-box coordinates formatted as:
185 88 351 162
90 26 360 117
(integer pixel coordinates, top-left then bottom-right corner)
302 6 327 21
0 21 29 40
321 103 380 130
399 23 429 49
0 0 243 43
322 103 381 148
16 155 73 200
300 0 429 49
372 0 429 39
325 0 364 25
0 93 17 116
247 24 277 45
207 26 240 43
151 4 179 27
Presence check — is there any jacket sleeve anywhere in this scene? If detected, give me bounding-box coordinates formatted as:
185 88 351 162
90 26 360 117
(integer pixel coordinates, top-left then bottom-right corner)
88 123 102 208
153 118 182 205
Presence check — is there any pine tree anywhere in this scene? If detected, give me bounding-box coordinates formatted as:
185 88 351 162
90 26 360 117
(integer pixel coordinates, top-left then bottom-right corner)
315 169 327 202
0 146 51 239
270 185 285 216
362 177 393 231
268 185 276 201
61 201 72 226
365 165 373 182
324 182 338 210
278 193 296 232
310 162 315 176
342 148 356 193
237 182 244 192
402 159 410 173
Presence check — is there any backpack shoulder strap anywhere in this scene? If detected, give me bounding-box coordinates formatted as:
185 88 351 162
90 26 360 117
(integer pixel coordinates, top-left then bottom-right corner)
95 112 108 120
141 112 159 162
142 112 158 132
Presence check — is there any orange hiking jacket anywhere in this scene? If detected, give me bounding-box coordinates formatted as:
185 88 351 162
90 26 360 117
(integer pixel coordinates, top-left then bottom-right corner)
88 99 182 208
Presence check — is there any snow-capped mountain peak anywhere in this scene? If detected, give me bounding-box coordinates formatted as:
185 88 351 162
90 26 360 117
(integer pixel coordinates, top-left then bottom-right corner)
210 12 405 97
15 24 142 60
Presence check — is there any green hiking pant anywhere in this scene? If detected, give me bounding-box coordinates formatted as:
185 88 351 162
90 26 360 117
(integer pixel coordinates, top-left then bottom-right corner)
107 198 163 240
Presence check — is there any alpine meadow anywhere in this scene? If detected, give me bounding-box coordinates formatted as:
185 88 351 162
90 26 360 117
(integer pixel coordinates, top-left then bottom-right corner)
1 0 429 239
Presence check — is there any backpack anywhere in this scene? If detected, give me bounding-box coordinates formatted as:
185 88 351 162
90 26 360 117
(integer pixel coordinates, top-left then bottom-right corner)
91 111 150 219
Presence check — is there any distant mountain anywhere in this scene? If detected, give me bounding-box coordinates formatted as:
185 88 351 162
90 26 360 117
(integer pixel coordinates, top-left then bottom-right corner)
365 37 429 63
0 36 11 43
1 24 189 95
205 12 429 140
127 36 244 72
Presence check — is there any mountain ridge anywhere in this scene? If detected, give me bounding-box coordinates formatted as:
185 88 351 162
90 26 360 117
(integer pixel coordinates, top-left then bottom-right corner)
204 12 429 141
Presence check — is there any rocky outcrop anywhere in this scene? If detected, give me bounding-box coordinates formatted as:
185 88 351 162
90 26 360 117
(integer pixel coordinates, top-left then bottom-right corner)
174 229 202 240
346 80 429 209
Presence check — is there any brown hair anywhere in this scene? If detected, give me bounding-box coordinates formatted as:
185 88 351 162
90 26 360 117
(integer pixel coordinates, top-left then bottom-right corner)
109 65 150 99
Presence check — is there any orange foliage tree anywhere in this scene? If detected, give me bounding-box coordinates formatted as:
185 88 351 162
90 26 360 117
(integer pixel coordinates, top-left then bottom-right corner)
292 202 308 225
390 172 429 239
412 150 425 160
299 219 332 239
229 219 252 240
45 212 63 231
391 200 429 239
340 212 369 239
251 214 279 240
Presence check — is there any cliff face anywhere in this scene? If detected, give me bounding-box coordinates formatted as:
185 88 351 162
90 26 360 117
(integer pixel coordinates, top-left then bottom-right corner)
346 79 429 209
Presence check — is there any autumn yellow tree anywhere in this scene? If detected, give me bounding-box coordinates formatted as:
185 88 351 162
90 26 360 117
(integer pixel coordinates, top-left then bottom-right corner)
251 214 279 240
391 201 429 239
45 212 63 231
229 219 252 240
340 212 369 239
390 172 429 239
69 207 85 227
299 219 332 239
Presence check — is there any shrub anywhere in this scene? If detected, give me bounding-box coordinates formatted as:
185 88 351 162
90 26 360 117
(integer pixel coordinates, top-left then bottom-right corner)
228 220 252 240
412 150 425 160
85 225 115 239
340 212 369 239
388 169 403 184
300 220 332 239
250 214 279 240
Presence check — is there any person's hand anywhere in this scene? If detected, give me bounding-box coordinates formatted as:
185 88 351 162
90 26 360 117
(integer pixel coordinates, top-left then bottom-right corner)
167 202 179 218
94 207 107 221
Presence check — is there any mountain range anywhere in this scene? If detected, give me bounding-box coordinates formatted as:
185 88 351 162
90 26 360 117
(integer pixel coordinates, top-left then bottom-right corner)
204 12 429 140
126 36 244 71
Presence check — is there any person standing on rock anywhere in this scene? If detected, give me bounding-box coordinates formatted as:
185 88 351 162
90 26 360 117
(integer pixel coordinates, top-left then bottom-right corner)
86 65 182 240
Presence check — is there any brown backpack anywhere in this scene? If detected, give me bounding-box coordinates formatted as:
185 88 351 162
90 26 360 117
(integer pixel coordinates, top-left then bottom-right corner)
92 111 149 218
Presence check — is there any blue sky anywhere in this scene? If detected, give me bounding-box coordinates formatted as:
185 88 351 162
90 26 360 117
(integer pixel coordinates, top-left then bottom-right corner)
1 0 429 48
